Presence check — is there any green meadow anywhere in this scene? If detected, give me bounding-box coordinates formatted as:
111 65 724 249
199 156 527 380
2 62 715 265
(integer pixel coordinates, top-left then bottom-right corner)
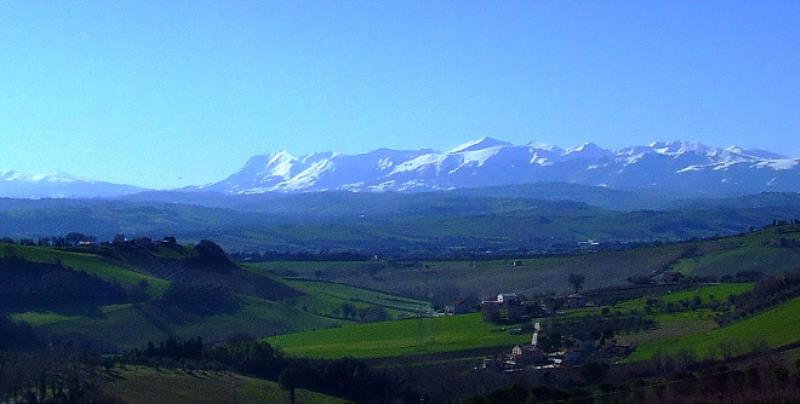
267 313 529 359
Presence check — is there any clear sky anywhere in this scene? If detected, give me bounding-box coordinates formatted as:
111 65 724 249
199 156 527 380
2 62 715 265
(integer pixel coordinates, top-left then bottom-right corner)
1 1 798 188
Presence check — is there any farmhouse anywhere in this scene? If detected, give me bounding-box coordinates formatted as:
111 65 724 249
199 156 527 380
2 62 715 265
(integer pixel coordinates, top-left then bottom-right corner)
496 293 521 305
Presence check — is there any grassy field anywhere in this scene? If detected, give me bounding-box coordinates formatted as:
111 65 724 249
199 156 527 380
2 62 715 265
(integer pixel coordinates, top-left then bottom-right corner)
627 296 800 361
266 313 529 359
103 366 346 404
283 279 429 320
0 244 169 297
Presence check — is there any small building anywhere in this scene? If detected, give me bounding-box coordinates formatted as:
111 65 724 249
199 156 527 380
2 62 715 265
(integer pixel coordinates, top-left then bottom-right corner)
497 293 522 306
578 240 600 249
566 293 587 308
77 240 96 248
511 344 543 364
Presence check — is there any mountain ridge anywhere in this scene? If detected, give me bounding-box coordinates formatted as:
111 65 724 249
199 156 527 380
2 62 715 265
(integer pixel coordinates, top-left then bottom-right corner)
3 138 798 198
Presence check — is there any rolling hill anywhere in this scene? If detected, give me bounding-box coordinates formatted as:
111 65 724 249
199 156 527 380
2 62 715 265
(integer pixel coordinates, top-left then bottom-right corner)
0 241 426 351
253 224 800 299
2 190 800 252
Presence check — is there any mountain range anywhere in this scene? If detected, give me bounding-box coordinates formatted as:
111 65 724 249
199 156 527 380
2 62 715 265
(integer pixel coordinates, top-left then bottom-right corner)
199 138 799 195
0 170 142 199
3 138 799 198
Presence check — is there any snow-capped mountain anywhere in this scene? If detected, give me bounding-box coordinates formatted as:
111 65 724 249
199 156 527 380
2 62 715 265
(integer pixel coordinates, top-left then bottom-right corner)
0 170 143 199
201 138 800 195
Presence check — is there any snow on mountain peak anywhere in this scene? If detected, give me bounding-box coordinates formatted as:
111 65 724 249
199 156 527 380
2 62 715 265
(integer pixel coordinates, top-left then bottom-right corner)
450 136 511 153
199 138 800 195
564 142 612 159
1 170 81 184
649 140 710 156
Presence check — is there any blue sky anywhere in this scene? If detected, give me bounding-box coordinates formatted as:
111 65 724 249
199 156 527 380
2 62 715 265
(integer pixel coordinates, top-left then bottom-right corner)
1 1 798 188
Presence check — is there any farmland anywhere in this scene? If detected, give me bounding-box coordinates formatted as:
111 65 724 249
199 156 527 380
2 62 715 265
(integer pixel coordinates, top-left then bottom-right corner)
282 278 429 320
267 313 529 359
253 225 800 299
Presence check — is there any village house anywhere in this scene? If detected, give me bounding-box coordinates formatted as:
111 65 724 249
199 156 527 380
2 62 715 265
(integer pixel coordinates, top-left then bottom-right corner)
511 344 542 364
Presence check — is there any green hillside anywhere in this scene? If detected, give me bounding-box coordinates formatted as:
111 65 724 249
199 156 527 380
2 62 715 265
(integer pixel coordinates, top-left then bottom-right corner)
1 241 431 352
628 296 800 361
19 296 339 351
0 243 169 297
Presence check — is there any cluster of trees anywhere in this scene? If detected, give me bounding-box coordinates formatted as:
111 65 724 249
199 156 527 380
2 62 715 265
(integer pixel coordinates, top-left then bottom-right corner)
0 316 115 403
0 350 113 404
333 303 391 323
481 299 548 325
0 256 144 311
0 232 98 248
186 240 237 273
538 314 654 352
121 336 417 402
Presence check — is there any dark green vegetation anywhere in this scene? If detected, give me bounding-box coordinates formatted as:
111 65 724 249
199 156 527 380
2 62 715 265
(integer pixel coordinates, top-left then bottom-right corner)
1 187 800 252
119 336 417 402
